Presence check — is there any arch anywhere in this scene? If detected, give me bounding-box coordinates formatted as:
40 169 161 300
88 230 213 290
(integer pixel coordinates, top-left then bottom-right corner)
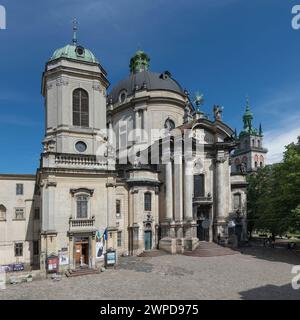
73 88 89 127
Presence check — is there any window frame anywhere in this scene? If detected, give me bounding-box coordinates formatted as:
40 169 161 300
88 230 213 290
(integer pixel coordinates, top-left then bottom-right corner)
15 242 23 257
14 208 25 220
0 204 6 221
76 194 89 219
72 88 89 128
144 192 152 212
117 231 122 247
233 193 242 210
16 183 24 195
116 199 121 218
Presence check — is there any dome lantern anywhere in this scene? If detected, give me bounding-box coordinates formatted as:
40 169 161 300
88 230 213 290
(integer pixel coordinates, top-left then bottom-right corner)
129 50 150 74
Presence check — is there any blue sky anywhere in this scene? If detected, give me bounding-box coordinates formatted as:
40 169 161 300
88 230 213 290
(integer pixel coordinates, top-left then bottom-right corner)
0 0 299 173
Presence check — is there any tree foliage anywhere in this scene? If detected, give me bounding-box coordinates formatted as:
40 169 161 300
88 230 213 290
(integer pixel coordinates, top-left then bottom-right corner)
246 136 300 236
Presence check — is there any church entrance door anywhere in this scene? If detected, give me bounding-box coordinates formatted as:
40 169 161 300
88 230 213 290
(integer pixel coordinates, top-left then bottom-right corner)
74 238 89 267
144 231 152 251
196 206 210 241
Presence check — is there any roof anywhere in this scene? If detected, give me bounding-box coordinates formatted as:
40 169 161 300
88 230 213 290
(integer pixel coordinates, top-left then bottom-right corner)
49 44 98 64
108 70 185 104
0 174 36 180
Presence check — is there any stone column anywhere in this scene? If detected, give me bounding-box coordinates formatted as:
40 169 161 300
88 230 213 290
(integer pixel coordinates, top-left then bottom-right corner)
174 152 183 238
214 152 228 240
106 180 117 250
184 159 194 221
183 157 198 250
165 160 173 222
142 108 148 143
108 120 113 145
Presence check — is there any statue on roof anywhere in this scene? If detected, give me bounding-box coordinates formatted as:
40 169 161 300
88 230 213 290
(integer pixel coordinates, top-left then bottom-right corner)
213 105 223 121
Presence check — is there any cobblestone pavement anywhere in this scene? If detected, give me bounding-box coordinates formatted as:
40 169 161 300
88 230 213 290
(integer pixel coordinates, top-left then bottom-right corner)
1 246 300 300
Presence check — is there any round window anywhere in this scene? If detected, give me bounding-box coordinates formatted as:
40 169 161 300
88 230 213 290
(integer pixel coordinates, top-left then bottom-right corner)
75 46 85 56
75 141 87 153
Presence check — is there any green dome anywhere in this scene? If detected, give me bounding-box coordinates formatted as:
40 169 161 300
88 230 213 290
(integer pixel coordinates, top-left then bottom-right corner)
49 44 98 64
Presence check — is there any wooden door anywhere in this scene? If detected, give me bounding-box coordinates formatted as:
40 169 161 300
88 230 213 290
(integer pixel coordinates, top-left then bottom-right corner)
75 243 82 266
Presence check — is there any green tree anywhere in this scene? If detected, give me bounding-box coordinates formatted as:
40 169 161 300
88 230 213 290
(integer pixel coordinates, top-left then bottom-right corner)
247 136 300 237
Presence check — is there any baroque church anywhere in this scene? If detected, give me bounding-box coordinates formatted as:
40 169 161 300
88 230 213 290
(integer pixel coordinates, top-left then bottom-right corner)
0 26 267 272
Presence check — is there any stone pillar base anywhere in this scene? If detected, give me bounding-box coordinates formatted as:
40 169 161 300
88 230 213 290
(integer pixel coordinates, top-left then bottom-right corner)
183 220 197 238
184 237 199 251
176 238 185 254
175 221 184 238
159 237 177 254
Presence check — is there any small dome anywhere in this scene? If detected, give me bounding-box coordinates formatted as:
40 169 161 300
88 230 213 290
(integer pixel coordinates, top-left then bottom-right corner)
49 44 98 64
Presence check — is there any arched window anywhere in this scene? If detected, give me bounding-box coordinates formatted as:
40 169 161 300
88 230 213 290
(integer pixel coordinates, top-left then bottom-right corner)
144 193 152 211
0 204 6 221
76 195 88 219
73 89 89 127
257 140 261 148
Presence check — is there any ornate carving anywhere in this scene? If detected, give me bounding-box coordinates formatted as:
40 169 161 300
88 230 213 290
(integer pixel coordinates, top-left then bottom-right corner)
92 84 101 91
193 158 204 174
56 78 69 87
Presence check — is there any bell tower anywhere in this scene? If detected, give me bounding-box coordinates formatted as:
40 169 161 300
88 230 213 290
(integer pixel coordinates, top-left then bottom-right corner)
41 20 110 169
231 98 268 174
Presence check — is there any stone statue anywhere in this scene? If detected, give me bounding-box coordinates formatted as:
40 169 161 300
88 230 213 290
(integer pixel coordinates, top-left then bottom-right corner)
213 105 223 121
240 162 247 174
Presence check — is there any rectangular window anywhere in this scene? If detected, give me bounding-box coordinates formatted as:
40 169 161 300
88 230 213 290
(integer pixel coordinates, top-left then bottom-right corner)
34 208 40 220
16 184 23 195
233 194 241 210
15 243 23 257
117 231 122 247
116 200 121 218
194 175 205 197
33 241 39 255
77 196 88 219
15 208 25 220
144 193 152 211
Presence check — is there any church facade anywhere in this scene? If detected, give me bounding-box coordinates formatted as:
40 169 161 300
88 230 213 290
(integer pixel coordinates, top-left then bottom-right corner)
0 31 267 272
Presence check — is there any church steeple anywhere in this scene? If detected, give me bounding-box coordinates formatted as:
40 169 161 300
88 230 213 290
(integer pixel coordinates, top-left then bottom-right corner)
129 50 150 73
242 97 254 133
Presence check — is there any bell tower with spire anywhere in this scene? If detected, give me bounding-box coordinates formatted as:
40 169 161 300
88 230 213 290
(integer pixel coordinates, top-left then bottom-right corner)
231 98 268 174
41 19 110 166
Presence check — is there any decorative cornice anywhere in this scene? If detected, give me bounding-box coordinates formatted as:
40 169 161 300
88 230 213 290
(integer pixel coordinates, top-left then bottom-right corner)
70 188 94 197
46 181 57 188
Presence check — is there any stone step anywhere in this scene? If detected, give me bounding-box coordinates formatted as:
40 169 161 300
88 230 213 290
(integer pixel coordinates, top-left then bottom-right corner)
65 268 99 277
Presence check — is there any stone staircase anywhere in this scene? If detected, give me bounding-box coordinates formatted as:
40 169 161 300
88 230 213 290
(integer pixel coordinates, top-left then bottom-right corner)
65 267 99 277
183 241 239 257
138 249 169 257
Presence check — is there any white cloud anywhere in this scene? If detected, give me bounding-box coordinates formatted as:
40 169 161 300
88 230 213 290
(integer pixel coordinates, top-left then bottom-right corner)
264 126 299 163
254 85 300 164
